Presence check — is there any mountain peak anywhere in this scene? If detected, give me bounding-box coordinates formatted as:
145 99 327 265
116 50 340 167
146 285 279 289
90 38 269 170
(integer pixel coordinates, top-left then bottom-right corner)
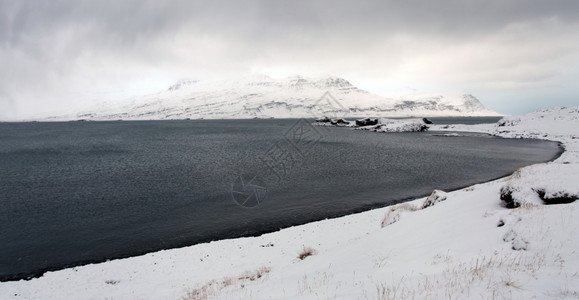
315 77 353 88
278 76 312 90
58 74 501 121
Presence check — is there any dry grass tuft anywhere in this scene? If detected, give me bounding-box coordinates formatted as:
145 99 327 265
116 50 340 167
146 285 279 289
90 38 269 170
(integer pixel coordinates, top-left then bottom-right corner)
298 246 317 260
238 266 271 281
375 250 549 299
182 266 271 300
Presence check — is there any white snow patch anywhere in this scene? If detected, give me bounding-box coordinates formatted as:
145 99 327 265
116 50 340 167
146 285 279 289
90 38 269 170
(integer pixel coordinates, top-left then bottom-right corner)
373 118 429 132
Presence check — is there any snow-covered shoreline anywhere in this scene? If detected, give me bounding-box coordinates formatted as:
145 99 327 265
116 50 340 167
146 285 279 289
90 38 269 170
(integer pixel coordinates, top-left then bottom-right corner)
314 117 431 132
1 107 577 299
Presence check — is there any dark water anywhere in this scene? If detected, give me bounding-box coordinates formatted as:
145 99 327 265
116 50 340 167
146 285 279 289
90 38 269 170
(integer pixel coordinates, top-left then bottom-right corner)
0 118 560 280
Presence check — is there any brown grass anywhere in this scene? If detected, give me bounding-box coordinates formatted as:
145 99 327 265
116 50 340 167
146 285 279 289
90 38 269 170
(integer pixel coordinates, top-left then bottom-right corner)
381 203 419 228
182 266 271 300
298 246 317 260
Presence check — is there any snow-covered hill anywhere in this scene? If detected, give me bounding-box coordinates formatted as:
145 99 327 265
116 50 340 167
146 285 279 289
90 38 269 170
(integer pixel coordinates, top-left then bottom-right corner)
49 75 500 121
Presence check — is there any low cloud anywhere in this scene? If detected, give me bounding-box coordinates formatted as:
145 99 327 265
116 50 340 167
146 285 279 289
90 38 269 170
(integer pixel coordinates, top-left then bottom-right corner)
1 0 579 118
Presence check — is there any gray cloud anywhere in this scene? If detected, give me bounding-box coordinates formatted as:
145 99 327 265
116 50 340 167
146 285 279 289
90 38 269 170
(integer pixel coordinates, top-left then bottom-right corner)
7 1 578 41
1 0 579 119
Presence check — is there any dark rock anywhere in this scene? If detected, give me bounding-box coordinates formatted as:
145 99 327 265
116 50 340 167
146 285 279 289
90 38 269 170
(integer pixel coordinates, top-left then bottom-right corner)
535 189 578 205
355 118 378 126
500 186 520 208
317 117 350 126
330 118 350 126
422 118 433 124
497 118 520 127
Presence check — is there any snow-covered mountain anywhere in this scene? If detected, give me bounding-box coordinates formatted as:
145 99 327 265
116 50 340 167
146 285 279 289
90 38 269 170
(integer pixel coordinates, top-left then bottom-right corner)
52 75 501 120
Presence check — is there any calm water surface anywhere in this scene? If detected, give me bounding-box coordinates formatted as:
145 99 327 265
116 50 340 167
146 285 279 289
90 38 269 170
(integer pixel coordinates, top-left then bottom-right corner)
0 118 561 280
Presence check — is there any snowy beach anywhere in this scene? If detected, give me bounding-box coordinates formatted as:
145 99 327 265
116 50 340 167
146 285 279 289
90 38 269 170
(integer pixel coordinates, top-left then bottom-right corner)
1 107 577 299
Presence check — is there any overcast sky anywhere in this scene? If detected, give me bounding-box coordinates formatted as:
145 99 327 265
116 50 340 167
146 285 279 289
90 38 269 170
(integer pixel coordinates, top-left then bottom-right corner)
1 0 579 119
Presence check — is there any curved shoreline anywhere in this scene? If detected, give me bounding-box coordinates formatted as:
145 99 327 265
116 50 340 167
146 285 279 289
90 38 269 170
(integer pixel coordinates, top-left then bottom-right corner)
1 107 576 299
0 133 565 283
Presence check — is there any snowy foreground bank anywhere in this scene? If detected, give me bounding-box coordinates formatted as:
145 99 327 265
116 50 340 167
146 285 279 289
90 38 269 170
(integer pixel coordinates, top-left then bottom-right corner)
1 107 578 299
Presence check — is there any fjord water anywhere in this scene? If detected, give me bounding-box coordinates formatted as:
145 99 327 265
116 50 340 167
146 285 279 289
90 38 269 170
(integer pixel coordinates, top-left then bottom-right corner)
0 118 560 280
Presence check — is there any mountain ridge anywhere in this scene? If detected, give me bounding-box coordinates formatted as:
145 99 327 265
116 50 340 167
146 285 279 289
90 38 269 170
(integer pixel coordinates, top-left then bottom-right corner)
49 75 501 120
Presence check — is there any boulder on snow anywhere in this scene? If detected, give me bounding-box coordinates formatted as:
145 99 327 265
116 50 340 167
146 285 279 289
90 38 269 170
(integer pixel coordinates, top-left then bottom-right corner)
422 189 448 208
535 188 578 205
500 163 578 208
499 186 522 208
